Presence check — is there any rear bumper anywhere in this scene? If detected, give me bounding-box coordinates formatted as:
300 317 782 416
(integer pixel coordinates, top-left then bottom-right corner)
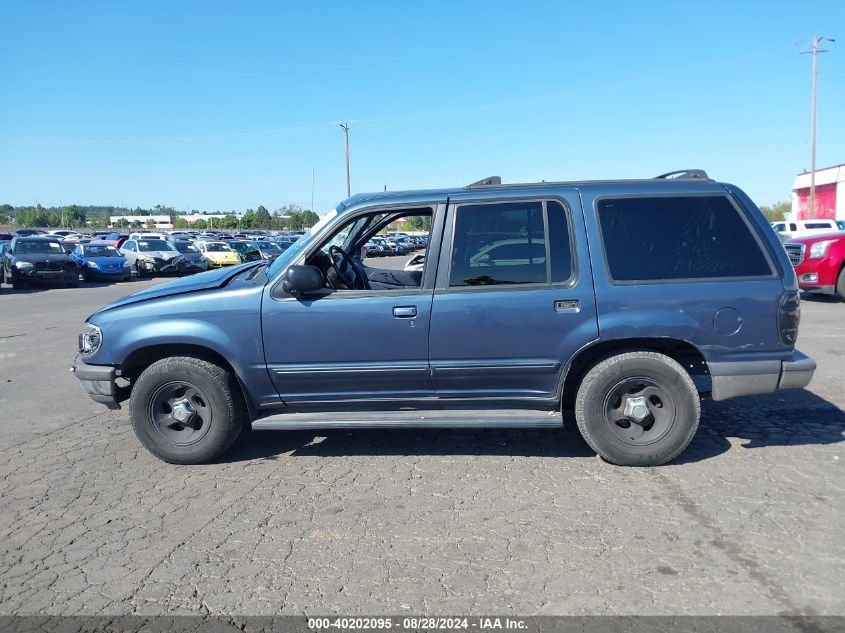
709 350 816 400
71 358 122 410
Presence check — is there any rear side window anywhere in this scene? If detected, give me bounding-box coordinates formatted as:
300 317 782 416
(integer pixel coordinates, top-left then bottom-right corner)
804 222 833 229
597 196 772 281
448 200 573 287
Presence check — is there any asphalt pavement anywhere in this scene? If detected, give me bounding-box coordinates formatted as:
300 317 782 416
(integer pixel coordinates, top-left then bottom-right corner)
0 260 842 615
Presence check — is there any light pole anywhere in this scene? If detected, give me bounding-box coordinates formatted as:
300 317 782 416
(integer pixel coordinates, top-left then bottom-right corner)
801 35 835 219
340 122 350 196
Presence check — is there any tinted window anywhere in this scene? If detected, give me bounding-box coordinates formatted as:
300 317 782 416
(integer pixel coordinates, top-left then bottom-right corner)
450 201 546 286
805 222 833 229
597 196 772 281
546 200 573 283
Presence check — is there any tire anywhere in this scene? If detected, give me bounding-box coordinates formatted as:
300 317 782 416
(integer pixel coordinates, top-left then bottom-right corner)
574 351 700 467
129 356 247 464
836 267 845 301
135 262 145 278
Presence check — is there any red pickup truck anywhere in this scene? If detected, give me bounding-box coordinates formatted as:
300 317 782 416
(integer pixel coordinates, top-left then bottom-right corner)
784 231 845 299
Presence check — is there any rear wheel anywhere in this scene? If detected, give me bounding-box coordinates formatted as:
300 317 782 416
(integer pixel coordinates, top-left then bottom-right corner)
130 356 247 464
574 351 700 466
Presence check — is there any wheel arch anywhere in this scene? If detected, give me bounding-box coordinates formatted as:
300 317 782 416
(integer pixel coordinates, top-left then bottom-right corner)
560 337 709 408
120 343 255 418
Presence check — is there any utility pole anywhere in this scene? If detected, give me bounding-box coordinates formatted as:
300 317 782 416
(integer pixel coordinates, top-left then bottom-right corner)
801 35 835 219
339 122 351 196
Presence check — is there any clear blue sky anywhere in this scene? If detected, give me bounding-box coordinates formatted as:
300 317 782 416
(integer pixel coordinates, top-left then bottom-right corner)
1 1 843 213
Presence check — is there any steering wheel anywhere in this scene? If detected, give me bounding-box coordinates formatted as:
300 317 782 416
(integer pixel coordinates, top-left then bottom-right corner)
328 245 370 290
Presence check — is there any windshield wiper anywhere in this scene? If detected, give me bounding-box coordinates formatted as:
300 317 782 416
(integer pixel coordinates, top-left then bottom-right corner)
245 261 269 281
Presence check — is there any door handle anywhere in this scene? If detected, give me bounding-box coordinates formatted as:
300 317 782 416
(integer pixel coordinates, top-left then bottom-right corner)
393 306 417 318
554 299 580 312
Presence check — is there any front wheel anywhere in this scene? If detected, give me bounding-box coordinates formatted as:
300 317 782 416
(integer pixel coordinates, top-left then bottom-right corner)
574 351 700 466
836 267 845 301
129 356 247 464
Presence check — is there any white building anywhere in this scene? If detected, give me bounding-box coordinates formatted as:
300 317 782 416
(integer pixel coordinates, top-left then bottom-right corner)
109 215 172 229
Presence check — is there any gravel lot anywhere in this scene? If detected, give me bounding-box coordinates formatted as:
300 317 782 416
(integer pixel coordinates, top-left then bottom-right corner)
0 263 842 615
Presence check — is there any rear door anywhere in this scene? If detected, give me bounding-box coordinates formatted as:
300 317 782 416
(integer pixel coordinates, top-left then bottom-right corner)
428 189 599 400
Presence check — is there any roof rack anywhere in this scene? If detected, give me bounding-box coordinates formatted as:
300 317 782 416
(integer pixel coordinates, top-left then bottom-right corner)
465 176 502 188
654 169 710 180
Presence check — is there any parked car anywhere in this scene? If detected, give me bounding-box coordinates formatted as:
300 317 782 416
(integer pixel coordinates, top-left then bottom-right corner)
3 236 78 288
120 239 184 277
128 232 168 241
404 253 425 273
14 229 45 236
171 240 208 274
0 232 14 242
0 242 10 288
248 240 284 261
196 240 241 267
784 230 845 300
226 240 262 263
73 170 814 466
70 242 131 282
772 219 839 240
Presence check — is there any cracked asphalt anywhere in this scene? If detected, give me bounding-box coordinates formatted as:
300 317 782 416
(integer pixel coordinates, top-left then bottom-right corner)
0 274 843 615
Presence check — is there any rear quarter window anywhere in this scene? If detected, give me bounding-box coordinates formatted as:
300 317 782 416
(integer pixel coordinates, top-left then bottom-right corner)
597 195 773 282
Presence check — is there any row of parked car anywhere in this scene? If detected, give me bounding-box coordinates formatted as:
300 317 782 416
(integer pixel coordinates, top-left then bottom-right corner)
0 227 427 291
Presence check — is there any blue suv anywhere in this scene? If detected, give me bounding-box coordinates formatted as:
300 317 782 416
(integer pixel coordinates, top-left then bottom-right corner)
73 171 815 466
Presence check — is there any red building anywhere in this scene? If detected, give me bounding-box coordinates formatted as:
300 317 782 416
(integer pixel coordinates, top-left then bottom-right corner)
791 163 845 221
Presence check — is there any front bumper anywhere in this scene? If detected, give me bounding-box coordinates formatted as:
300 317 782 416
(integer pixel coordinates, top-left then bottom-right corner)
14 268 75 283
138 259 183 274
709 350 816 400
71 358 122 410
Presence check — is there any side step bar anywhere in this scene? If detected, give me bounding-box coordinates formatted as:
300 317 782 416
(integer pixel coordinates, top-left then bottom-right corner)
252 408 563 431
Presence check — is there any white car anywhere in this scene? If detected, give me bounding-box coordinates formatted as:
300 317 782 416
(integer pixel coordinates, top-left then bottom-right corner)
772 219 838 241
128 232 168 241
120 238 184 277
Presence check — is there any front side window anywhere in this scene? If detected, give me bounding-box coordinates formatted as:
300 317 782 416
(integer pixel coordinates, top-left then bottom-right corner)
449 200 572 287
597 195 773 281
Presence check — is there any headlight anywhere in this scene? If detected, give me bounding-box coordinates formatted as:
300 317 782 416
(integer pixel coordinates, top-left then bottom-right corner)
86 261 99 268
198 256 208 264
809 239 838 259
78 324 102 356
122 260 131 268
15 261 33 269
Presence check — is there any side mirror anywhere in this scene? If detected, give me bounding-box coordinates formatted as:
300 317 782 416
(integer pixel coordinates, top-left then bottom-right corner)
283 265 324 295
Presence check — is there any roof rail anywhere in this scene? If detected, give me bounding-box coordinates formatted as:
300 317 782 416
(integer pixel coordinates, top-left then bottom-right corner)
465 176 502 188
654 169 710 180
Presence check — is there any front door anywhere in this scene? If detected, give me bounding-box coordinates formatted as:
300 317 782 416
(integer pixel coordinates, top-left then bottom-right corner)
262 290 434 404
428 190 599 400
261 204 441 405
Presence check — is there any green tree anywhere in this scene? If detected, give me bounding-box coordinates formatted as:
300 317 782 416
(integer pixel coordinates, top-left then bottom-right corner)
240 211 255 229
145 218 157 230
301 210 319 228
131 220 143 229
116 218 130 229
254 205 272 229
220 214 239 229
759 201 790 222
172 216 189 229
192 218 208 229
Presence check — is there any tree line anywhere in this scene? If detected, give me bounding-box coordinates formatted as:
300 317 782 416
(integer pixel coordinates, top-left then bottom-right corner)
0 203 320 230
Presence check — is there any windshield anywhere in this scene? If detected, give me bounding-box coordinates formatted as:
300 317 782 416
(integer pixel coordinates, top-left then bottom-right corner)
205 243 232 252
137 240 172 252
173 242 198 253
257 241 281 251
267 208 338 277
83 245 121 258
16 241 65 255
